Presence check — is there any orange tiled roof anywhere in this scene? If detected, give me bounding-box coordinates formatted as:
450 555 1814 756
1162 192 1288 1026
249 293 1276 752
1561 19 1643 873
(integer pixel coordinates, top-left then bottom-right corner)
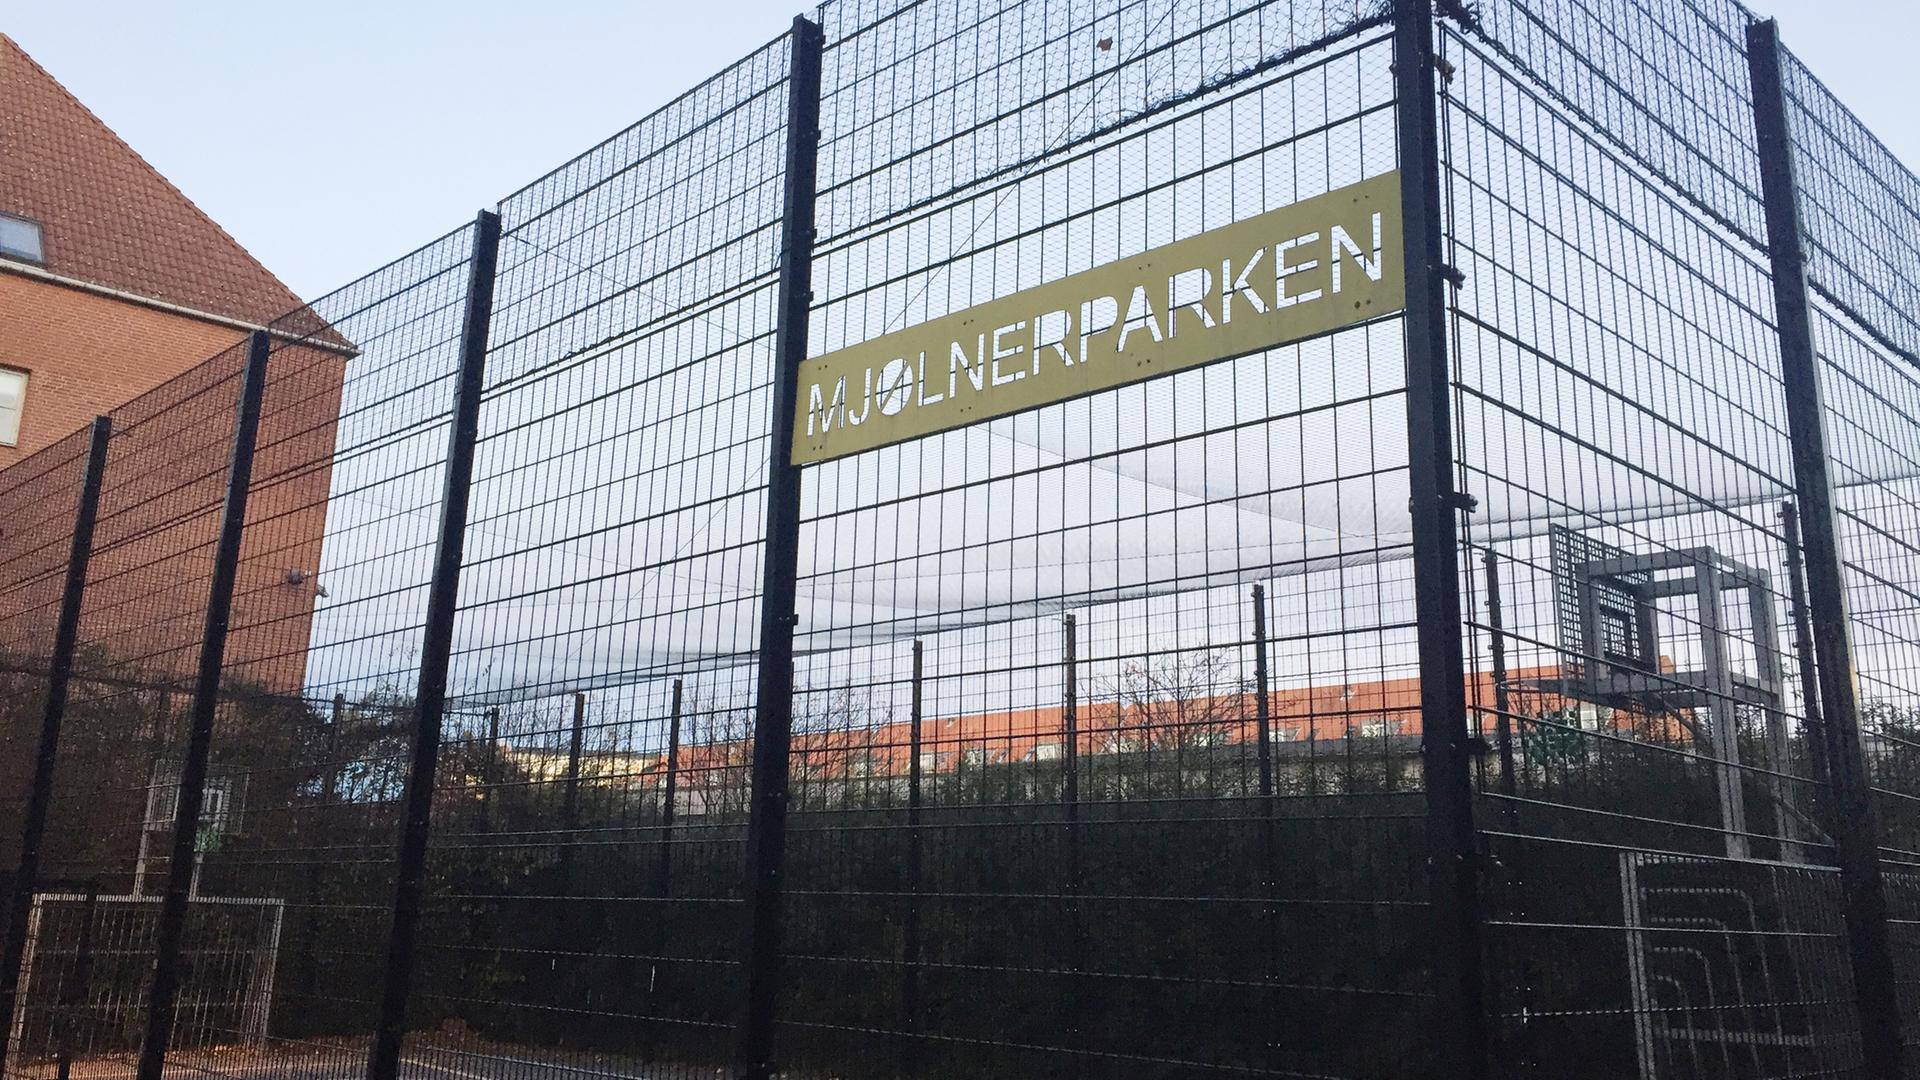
644 665 1597 781
0 34 307 325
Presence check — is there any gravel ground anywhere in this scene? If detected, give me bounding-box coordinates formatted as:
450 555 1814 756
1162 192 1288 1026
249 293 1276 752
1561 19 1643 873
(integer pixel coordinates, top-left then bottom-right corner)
6 1035 722 1080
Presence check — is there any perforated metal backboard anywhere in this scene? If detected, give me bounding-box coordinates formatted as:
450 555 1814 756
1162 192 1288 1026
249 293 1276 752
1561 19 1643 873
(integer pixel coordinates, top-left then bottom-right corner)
1550 525 1656 681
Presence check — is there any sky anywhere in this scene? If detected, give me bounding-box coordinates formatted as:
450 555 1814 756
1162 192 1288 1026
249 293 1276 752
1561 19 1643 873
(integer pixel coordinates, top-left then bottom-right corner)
6 0 1917 302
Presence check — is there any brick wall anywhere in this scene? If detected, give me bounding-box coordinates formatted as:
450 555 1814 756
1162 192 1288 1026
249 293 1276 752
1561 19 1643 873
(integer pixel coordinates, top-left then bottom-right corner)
0 270 343 697
0 272 248 464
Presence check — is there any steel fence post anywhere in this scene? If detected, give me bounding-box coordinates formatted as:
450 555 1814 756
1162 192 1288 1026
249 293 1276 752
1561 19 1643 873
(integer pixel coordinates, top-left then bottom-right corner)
479 705 498 835
1063 615 1080 813
1250 584 1280 1070
560 691 588 888
54 879 99 1080
1483 551 1517 799
1392 0 1491 1077
660 681 683 869
646 680 683 1028
1252 585 1275 801
901 642 925 1075
1061 614 1085 1048
365 208 502 1080
1746 19 1906 1078
136 331 270 1080
733 15 823 1080
0 415 111 1079
1779 504 1834 829
328 694 345 805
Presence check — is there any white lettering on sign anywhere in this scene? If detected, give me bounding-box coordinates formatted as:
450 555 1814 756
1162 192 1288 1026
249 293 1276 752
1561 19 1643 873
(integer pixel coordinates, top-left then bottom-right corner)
793 172 1404 464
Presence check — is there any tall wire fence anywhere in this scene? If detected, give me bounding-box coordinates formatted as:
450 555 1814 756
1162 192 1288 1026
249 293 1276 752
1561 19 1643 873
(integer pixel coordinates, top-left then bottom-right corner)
1 1 1917 1079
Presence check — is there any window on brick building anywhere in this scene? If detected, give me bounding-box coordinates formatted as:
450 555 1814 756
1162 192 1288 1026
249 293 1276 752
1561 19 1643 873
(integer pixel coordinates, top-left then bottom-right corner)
0 367 25 446
0 215 43 264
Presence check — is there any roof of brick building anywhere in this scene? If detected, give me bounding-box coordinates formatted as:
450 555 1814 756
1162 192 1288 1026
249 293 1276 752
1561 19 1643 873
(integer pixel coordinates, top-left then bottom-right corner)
0 33 307 325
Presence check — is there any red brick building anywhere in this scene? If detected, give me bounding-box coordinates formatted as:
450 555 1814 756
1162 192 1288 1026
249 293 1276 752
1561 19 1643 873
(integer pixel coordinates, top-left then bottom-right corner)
0 33 317 462
0 34 343 695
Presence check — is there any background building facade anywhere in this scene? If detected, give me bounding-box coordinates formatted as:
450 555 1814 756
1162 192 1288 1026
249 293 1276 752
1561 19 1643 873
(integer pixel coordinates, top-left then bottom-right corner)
0 34 343 693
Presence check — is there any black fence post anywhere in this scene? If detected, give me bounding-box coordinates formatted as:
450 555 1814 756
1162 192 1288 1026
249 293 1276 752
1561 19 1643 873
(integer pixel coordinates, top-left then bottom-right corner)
1746 20 1906 1078
1250 585 1280 1070
1252 585 1275 800
365 207 502 1080
1063 616 1080 811
658 685 683 875
733 16 823 1080
901 642 925 1075
559 691 588 887
1779 504 1833 817
480 706 499 835
1483 551 1517 799
647 679 683 1022
1060 614 1085 1047
53 879 99 1080
0 414 110 1078
1392 1 1490 1077
328 694 346 804
135 331 271 1080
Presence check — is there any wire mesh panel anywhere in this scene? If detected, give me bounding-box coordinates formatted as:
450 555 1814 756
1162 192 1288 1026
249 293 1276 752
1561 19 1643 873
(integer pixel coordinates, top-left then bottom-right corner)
782 1 1421 1076
145 225 485 1079
35 343 252 902
1461 0 1768 251
395 33 795 1080
1779 53 1920 369
9 895 283 1064
1440 5 1857 1076
1778 46 1920 1066
1804 297 1920 1067
0 426 97 877
0 221 484 1079
0 343 253 1079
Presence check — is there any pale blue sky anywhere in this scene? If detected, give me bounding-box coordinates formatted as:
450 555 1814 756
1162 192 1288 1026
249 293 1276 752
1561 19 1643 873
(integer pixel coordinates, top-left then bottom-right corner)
7 0 1915 300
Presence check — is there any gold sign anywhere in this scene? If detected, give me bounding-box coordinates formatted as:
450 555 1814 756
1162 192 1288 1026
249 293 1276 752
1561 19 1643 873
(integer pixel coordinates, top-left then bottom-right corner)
793 171 1404 464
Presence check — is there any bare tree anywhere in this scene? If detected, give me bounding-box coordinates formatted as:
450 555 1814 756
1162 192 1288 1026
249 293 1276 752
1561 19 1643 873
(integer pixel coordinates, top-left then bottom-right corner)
1098 650 1251 799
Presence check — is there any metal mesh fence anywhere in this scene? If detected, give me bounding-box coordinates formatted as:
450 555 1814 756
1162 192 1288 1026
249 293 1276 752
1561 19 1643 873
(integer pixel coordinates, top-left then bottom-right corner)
9 894 284 1063
1807 299 1920 1060
1442 5 1856 1072
396 33 796 1080
1780 47 1920 1069
1781 54 1920 368
0 342 252 1077
2 2 1920 1079
0 426 98 876
1461 0 1767 249
178 225 480 1076
44 342 254 901
781 2 1417 1076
